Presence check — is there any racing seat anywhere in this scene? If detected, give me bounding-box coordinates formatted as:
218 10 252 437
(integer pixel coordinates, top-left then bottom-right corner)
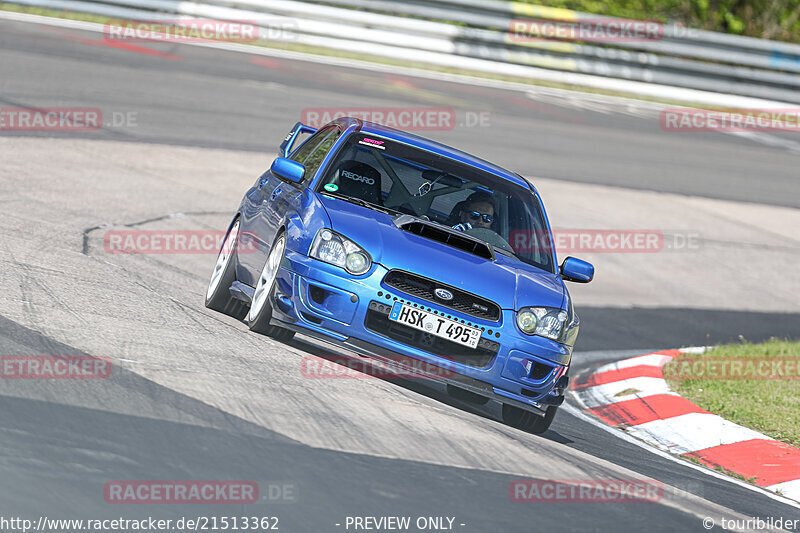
333 161 383 205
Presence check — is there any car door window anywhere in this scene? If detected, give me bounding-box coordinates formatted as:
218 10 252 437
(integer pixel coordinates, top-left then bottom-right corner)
293 130 342 186
289 125 343 184
289 125 334 165
286 126 342 185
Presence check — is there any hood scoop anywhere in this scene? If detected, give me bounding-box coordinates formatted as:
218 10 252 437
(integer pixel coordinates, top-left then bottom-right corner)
393 215 494 260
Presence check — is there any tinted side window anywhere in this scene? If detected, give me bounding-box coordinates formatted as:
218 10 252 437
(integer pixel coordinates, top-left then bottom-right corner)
300 129 342 182
289 125 335 166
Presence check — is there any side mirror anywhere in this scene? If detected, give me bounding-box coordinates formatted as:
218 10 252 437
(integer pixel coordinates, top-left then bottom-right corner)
279 122 317 157
560 257 594 283
270 157 305 183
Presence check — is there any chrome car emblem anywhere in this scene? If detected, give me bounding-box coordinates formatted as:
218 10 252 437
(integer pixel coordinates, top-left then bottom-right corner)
434 288 454 301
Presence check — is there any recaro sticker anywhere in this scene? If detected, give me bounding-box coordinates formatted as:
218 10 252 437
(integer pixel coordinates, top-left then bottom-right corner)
341 170 375 185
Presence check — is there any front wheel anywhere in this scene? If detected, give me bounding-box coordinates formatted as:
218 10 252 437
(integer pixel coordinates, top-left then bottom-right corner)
205 219 248 320
247 232 295 342
502 404 558 435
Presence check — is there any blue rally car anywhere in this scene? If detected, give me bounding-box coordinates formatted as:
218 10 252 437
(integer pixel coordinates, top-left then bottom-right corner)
205 117 594 434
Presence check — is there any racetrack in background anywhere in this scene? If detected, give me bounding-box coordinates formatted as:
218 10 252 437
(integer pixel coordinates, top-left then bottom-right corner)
1 16 799 531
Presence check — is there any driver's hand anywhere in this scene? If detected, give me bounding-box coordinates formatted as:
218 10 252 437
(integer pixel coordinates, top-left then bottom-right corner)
452 222 472 232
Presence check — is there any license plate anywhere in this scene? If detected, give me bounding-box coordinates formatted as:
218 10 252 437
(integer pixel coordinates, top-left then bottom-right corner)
388 302 481 349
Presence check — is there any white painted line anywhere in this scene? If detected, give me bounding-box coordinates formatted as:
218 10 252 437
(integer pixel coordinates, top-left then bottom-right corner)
767 479 800 502
576 376 675 409
625 412 770 455
680 346 709 354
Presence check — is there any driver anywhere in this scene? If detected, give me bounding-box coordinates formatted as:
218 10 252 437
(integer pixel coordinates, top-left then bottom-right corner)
452 191 494 231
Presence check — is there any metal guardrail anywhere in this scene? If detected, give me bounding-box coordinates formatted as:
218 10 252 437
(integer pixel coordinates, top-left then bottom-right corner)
8 0 800 104
315 0 800 71
262 0 800 102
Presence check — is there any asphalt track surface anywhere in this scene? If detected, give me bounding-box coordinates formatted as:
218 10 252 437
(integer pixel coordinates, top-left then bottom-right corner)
1 16 800 533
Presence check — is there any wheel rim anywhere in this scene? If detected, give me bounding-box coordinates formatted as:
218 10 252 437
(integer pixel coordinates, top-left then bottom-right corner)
248 235 286 322
206 220 239 300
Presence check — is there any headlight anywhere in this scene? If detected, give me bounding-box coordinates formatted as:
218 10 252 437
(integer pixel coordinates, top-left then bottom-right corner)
516 307 569 341
517 309 539 333
310 229 371 275
346 252 369 273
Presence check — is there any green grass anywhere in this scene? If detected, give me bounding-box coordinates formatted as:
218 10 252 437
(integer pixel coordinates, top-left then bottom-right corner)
0 1 112 23
665 339 800 448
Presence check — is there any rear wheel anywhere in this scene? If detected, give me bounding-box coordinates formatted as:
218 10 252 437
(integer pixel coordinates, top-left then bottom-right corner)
247 232 295 342
502 404 558 435
205 219 247 320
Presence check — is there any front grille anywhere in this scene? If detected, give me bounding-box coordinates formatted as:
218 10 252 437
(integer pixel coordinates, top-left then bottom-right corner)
383 270 501 321
365 301 499 368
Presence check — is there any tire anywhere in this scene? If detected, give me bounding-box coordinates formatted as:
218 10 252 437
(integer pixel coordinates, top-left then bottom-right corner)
446 385 490 405
247 231 295 342
205 218 248 320
502 404 558 435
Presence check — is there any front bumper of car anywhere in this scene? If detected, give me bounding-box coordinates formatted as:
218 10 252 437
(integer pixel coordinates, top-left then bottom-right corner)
268 248 573 415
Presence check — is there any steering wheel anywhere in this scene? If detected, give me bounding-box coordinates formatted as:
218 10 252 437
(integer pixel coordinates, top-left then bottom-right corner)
463 227 513 252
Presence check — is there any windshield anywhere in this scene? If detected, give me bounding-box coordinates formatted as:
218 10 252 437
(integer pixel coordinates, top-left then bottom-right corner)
315 133 555 273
